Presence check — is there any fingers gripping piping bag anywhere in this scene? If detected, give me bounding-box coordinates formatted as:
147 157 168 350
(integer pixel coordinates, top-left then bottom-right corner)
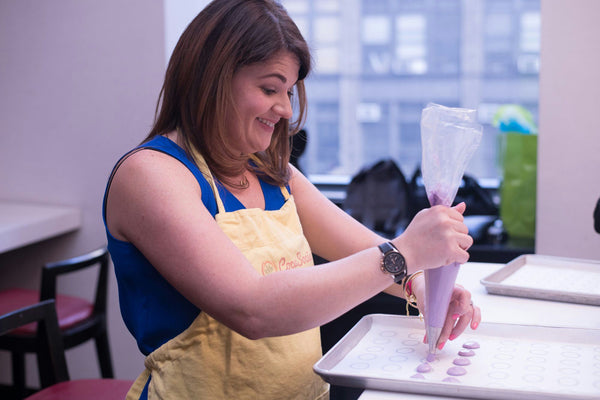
420 103 482 359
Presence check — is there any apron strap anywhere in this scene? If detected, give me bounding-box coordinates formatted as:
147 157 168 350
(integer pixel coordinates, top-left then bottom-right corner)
125 368 150 400
188 146 227 214
279 185 290 200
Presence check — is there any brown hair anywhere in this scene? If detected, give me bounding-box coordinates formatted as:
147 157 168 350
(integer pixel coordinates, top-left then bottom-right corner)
145 0 311 187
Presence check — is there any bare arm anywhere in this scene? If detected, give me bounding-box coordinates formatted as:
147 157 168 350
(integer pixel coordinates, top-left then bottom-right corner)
290 166 472 273
289 167 385 261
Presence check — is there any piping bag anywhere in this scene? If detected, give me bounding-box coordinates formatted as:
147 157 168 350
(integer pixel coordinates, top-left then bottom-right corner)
419 103 482 360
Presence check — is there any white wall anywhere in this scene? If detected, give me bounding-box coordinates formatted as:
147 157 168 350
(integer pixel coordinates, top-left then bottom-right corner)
536 0 600 259
0 0 164 381
164 0 209 63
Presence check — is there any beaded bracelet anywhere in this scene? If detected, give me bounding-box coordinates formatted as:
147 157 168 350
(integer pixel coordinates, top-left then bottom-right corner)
403 270 423 316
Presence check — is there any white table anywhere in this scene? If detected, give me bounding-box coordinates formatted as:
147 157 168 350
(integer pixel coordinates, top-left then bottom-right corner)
0 201 82 253
357 261 600 400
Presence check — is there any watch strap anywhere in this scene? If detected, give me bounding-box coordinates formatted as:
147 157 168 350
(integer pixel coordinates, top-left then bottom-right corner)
377 241 396 254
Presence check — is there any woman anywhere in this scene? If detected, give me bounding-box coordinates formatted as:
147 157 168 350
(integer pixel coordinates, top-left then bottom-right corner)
103 0 480 399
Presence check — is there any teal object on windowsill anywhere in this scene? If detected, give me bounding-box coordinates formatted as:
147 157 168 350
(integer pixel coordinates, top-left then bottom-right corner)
492 104 538 135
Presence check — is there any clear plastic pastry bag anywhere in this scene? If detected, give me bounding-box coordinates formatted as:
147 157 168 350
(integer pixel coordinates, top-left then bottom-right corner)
420 103 482 354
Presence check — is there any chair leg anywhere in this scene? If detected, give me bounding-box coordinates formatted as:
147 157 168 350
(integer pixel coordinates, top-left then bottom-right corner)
11 351 26 399
95 332 114 378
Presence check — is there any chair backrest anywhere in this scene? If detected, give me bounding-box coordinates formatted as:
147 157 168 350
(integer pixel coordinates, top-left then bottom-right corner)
40 247 109 314
0 300 70 387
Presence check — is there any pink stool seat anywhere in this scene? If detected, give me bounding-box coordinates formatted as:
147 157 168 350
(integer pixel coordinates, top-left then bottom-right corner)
24 379 133 400
0 288 93 335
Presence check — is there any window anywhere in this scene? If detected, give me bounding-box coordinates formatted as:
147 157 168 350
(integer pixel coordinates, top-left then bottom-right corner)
283 0 539 182
395 14 427 75
165 0 540 182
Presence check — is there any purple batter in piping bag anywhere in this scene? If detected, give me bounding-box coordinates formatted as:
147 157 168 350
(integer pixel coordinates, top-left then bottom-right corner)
419 103 482 359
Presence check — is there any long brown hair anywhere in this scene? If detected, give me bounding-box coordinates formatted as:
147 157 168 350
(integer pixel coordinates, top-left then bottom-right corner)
145 0 311 187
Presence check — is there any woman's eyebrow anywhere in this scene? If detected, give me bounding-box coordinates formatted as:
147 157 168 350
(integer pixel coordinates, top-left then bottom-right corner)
259 73 287 83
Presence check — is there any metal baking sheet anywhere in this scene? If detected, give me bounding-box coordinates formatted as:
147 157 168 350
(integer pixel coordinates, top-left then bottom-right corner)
480 254 600 305
314 314 600 400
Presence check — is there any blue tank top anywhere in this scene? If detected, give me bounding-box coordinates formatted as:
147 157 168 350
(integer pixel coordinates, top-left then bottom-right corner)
102 136 288 355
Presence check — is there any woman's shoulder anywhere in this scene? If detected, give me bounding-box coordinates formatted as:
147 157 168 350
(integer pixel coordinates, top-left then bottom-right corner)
112 138 219 216
114 136 203 187
107 136 207 207
108 149 202 221
118 146 195 184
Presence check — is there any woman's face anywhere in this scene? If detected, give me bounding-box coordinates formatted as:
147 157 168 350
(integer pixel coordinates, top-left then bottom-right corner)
227 51 299 155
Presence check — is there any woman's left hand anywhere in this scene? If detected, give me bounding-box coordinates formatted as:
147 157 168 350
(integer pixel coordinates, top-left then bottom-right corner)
411 277 481 349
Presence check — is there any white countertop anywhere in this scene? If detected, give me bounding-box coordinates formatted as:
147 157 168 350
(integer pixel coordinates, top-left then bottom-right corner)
357 261 600 400
0 201 82 253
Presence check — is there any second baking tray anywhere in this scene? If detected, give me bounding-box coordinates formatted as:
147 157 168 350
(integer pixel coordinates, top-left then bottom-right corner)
314 314 600 400
480 254 600 305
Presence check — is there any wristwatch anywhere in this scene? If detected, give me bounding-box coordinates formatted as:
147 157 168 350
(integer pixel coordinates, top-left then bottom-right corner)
378 242 407 283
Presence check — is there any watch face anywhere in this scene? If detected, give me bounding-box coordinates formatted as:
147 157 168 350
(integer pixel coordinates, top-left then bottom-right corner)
384 252 406 274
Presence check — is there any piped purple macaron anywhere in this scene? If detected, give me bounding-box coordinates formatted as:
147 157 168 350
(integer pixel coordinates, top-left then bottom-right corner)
462 341 480 350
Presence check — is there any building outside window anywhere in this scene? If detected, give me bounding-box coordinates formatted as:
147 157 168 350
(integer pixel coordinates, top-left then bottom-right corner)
281 0 539 184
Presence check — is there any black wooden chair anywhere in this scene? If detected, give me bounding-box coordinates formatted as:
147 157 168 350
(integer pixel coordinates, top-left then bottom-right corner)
0 299 132 400
0 247 114 398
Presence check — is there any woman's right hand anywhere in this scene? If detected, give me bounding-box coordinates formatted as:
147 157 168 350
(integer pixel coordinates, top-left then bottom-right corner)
393 202 473 272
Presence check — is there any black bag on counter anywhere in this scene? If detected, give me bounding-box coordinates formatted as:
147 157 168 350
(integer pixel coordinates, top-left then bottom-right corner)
343 159 412 237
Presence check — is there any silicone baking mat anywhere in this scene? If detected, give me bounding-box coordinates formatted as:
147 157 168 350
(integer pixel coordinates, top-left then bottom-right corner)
480 255 600 305
314 314 600 400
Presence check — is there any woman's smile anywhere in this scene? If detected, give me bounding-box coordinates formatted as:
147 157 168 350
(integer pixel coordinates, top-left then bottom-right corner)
257 117 277 129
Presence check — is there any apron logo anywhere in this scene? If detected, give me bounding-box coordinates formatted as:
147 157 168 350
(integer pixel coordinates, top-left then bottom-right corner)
261 251 312 275
261 260 277 275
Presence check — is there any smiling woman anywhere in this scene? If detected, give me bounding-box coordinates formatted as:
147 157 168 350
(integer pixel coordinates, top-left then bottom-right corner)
103 1 479 399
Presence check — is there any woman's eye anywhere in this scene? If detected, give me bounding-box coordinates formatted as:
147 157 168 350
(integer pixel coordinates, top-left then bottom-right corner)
261 87 293 99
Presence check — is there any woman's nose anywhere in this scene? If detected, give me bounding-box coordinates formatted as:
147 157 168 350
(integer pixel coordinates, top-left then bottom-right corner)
275 95 293 119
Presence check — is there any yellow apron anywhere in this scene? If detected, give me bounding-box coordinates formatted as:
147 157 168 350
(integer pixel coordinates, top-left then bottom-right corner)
126 153 329 400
